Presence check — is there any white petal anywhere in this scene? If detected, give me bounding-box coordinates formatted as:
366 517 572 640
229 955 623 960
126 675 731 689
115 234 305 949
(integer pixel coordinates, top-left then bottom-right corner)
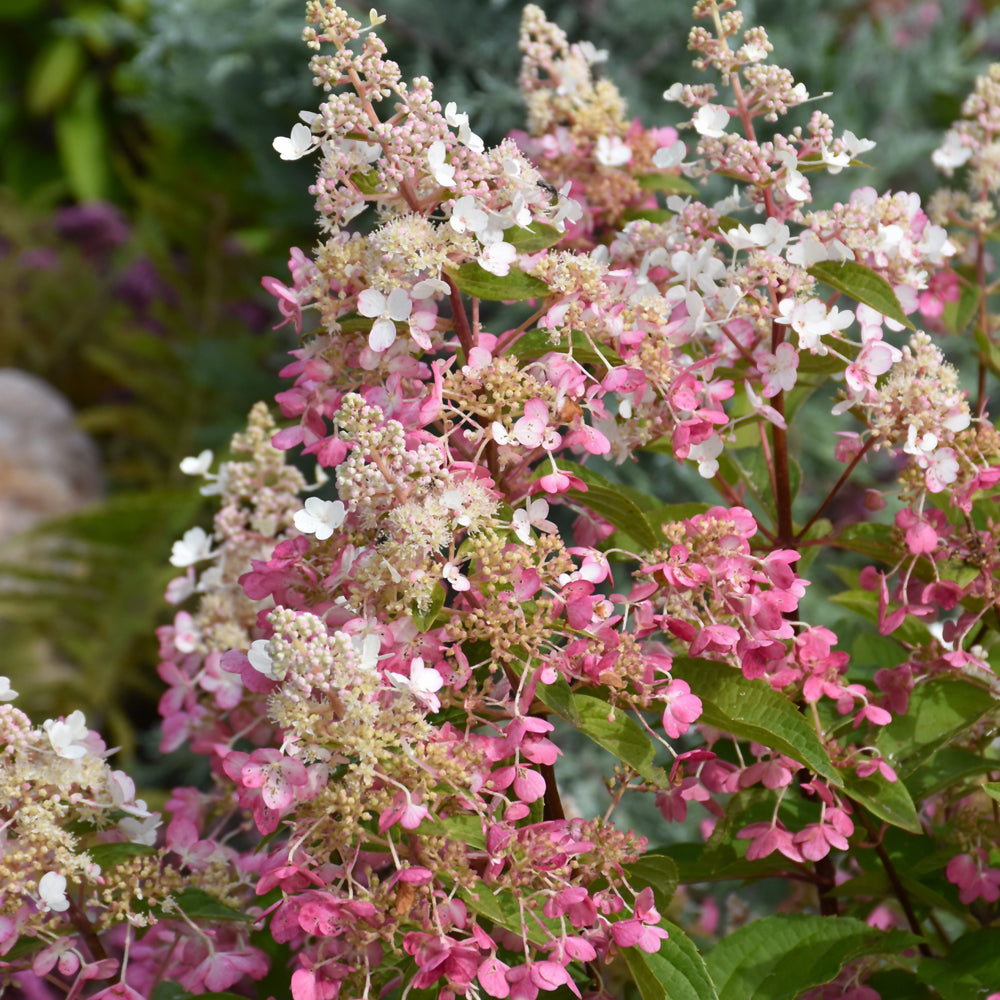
39 872 70 912
357 288 386 318
368 318 397 352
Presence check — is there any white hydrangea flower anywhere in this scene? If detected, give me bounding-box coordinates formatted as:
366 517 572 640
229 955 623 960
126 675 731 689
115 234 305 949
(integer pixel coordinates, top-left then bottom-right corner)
653 141 686 169
0 676 16 702
932 129 972 175
352 632 381 672
595 135 632 167
39 872 70 912
449 195 489 236
386 657 444 713
273 122 318 161
294 497 346 540
358 287 412 352
170 527 214 567
478 241 517 277
428 141 456 187
693 105 729 137
444 101 484 152
688 434 724 478
179 449 213 476
119 810 162 846
43 710 91 760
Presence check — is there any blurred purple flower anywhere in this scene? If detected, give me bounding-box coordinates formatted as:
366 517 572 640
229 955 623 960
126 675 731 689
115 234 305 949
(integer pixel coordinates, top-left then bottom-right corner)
114 257 167 314
55 202 129 257
17 248 59 271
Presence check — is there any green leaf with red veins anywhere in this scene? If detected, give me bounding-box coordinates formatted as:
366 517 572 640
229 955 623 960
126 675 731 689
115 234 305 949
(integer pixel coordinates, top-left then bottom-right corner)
622 922 720 1000
807 260 913 329
445 262 550 301
671 659 842 786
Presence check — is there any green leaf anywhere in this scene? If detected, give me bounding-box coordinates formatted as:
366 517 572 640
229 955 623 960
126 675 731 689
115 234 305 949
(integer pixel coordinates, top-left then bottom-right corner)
643 502 712 527
907 747 1000 800
877 678 996 778
808 260 913 329
54 77 108 201
842 772 921 834
510 328 624 367
27 36 85 115
550 460 659 550
982 781 1000 804
671 659 841 785
565 482 659 550
865 972 934 999
833 521 899 564
714 448 774 517
622 208 673 224
917 955 999 1000
171 888 253 923
625 853 679 914
941 277 980 338
916 929 1000 1000
504 222 564 253
829 587 932 646
423 814 487 851
794 351 848 376
411 583 447 633
636 173 699 196
705 915 921 1000
537 690 669 786
622 922 720 1000
534 670 580 726
557 460 657 510
458 884 559 947
151 985 189 1000
445 262 549 301
973 325 1000 380
665 838 793 885
86 842 158 868
798 152 873 173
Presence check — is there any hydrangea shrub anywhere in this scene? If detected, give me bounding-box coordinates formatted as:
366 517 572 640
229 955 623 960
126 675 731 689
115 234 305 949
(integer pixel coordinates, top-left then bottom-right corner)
4 1 1000 998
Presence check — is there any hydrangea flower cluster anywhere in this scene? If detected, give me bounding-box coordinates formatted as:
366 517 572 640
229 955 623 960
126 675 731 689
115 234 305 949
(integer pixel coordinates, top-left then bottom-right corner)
5 1 1000 998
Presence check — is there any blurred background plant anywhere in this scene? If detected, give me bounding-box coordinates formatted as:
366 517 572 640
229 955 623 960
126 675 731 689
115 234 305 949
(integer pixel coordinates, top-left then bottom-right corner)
1 0 998 771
